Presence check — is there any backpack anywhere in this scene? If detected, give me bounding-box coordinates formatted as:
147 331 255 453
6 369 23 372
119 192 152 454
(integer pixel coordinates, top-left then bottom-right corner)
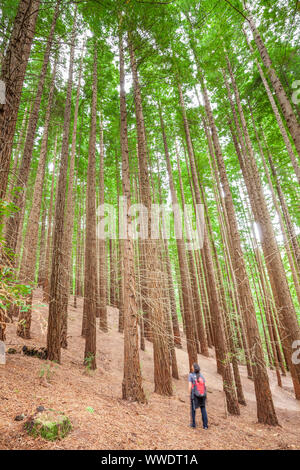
192 373 206 398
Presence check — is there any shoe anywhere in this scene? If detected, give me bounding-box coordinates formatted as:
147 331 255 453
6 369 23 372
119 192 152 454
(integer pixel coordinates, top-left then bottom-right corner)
190 424 196 428
203 426 208 430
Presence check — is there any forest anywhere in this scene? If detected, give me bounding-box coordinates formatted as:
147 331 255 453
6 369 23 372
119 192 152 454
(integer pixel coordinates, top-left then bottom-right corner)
0 0 300 452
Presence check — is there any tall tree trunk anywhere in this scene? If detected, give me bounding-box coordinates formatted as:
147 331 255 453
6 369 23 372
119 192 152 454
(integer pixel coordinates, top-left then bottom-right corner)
262 130 300 279
132 173 145 351
109 239 117 307
74 190 82 308
129 34 172 396
6 105 29 199
60 45 84 348
243 30 300 184
165 238 182 349
246 10 300 160
115 157 124 332
42 138 58 302
248 104 300 302
225 59 300 399
159 109 199 365
156 160 179 378
0 0 40 202
198 106 253 379
176 143 209 358
98 113 108 332
17 58 57 338
254 242 283 387
83 42 98 371
47 11 76 363
38 199 47 286
204 129 247 405
197 70 277 424
5 0 61 254
119 32 146 402
134 146 151 342
177 80 240 416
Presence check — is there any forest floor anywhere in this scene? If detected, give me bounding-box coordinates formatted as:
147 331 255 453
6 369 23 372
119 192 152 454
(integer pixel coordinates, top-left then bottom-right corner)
1 288 300 450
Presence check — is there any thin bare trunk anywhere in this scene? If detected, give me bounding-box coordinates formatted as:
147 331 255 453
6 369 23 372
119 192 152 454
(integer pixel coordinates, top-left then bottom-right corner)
60 46 84 348
197 69 277 424
83 42 98 370
99 113 108 332
225 59 300 399
17 59 57 338
246 11 300 160
159 108 199 365
42 138 58 302
243 30 300 183
47 12 76 363
178 80 239 416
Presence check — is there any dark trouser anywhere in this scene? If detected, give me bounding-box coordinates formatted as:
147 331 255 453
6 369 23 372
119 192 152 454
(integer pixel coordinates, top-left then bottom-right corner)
190 397 208 428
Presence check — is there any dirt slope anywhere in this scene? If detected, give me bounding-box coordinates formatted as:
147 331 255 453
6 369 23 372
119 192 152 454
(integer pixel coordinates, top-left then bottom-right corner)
0 288 300 450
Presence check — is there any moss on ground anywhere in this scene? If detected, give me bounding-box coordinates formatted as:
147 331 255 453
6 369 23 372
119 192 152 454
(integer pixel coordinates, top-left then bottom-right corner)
24 410 72 441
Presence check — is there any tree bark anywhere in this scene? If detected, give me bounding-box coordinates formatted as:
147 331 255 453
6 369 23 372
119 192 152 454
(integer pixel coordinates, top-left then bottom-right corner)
60 45 84 348
0 0 40 202
246 11 300 162
5 0 61 253
198 69 277 424
119 32 146 402
98 113 108 332
243 29 300 184
177 80 239 416
129 34 172 396
225 58 300 399
47 11 76 363
42 138 58 302
159 108 199 365
17 58 57 338
83 42 98 371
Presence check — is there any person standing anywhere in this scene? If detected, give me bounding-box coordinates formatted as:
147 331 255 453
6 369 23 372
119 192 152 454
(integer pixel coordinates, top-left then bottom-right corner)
189 363 208 429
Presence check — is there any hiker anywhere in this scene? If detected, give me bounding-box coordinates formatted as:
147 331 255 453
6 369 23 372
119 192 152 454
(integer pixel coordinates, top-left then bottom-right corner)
188 363 208 429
